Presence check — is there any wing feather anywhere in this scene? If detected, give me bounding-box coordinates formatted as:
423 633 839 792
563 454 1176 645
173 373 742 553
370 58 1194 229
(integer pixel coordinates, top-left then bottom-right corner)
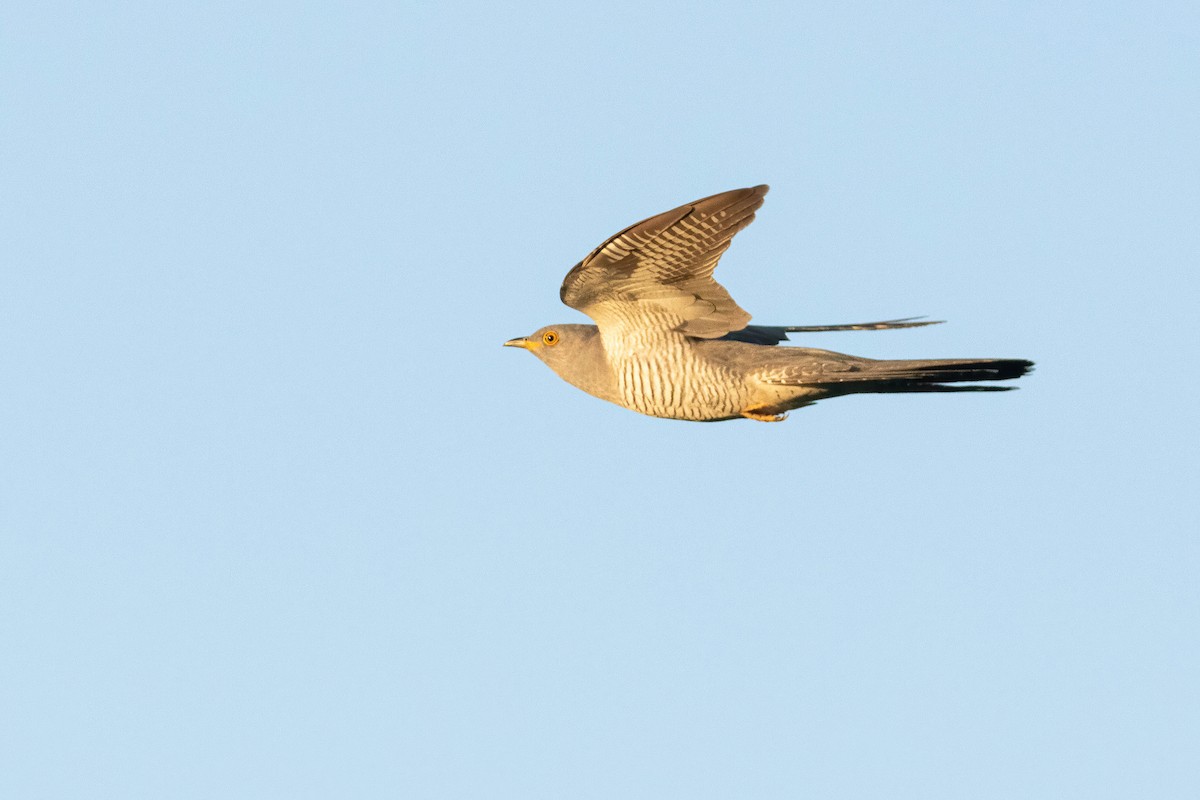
559 186 768 339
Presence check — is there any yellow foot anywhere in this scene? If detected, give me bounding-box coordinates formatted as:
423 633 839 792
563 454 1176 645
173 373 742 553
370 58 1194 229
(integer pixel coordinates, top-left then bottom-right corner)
742 409 788 423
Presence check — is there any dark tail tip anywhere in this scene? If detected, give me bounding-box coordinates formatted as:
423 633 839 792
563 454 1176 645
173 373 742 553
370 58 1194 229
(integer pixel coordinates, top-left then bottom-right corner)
849 358 1035 395
978 359 1034 381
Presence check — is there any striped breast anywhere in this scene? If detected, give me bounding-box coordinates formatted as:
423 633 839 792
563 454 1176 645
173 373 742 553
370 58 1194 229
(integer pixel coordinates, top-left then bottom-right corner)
597 308 748 421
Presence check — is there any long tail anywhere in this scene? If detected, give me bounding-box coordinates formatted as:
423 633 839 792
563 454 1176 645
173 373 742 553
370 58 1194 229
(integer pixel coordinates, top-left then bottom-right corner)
819 358 1034 393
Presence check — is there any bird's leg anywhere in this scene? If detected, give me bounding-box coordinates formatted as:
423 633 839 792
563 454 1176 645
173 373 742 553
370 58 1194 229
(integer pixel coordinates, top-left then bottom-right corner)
742 408 789 423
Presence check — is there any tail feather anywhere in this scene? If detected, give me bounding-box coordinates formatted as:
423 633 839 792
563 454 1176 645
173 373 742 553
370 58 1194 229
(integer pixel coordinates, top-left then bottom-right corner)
868 358 1033 384
811 358 1034 394
852 381 1017 394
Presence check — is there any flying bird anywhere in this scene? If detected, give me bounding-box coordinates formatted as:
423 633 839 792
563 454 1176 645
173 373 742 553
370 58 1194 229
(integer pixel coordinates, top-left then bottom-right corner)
505 185 1032 422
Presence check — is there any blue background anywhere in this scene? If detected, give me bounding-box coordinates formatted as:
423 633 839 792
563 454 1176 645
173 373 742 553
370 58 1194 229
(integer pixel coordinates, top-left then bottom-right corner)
3 2 1198 797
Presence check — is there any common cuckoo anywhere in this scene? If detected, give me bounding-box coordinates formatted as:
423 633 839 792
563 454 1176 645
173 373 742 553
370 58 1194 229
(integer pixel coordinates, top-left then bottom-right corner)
505 185 1032 422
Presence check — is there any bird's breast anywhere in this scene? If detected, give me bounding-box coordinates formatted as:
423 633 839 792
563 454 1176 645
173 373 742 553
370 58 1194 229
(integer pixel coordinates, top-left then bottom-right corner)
601 330 747 421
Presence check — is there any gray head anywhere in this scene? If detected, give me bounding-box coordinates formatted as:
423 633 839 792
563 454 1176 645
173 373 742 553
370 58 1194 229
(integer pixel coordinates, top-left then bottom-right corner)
503 324 618 403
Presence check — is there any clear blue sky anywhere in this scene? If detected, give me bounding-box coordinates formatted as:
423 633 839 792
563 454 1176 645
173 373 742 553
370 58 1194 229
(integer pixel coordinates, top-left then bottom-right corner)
3 2 1198 798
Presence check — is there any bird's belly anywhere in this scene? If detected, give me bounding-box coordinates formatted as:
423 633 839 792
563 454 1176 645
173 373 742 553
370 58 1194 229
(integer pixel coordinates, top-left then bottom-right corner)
613 352 746 421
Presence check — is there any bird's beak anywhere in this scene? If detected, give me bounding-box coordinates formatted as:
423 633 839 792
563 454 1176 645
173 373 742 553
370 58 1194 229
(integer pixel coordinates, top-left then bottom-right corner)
504 337 532 350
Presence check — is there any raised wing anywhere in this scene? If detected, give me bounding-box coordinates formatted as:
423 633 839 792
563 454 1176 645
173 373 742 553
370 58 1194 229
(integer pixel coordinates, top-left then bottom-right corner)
559 186 768 339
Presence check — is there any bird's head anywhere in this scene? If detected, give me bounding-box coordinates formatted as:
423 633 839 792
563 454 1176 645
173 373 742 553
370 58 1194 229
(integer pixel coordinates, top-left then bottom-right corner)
503 324 597 368
503 324 616 402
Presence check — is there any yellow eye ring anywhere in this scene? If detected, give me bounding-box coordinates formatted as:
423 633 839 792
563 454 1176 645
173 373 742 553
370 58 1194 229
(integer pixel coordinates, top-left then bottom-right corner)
542 331 559 346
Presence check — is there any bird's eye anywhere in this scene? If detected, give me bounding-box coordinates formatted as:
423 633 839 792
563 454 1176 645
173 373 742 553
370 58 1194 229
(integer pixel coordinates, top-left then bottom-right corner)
542 331 559 346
